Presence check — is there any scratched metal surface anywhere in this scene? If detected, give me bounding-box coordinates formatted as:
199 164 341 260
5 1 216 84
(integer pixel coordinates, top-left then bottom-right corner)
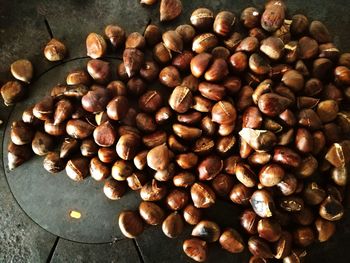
1 0 350 262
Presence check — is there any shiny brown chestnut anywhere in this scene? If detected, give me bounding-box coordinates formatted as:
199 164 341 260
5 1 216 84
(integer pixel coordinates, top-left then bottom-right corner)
248 236 273 258
140 179 167 201
240 209 260 235
230 183 253 206
198 155 223 181
176 24 196 44
139 201 165 226
190 8 214 30
112 160 133 181
162 212 184 238
118 210 144 238
219 228 245 253
10 121 33 145
257 218 282 242
211 173 234 197
250 189 275 218
32 131 54 156
183 238 207 263
116 134 140 161
166 189 189 211
104 24 126 48
43 152 65 173
192 220 220 243
127 172 147 190
173 172 196 188
65 157 89 181
103 179 126 200
191 182 216 208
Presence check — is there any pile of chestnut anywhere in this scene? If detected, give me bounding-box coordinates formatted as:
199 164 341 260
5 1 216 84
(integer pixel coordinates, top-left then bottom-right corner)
5 0 350 262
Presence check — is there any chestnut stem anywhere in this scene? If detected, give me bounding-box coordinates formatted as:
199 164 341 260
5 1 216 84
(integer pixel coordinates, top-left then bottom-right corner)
44 17 54 39
142 18 152 36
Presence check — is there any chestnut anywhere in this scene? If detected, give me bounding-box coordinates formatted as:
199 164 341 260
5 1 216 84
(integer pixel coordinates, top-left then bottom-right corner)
146 144 170 171
250 189 275 218
86 32 107 59
60 138 79 159
127 172 147 190
7 142 32 170
241 7 260 29
159 66 181 88
139 201 165 226
118 210 144 238
190 8 214 30
90 157 110 181
112 160 133 181
66 119 94 139
274 231 292 259
140 179 167 201
213 11 235 36
183 238 207 262
230 183 253 206
319 195 344 221
240 209 260 235
44 38 66 61
159 0 182 22
315 217 336 242
103 179 126 200
32 131 54 156
125 32 146 50
144 24 161 46
293 226 315 247
10 59 33 83
65 157 89 181
43 152 65 174
192 33 218 53
81 139 99 157
259 163 285 187
138 90 163 113
162 30 183 53
82 87 111 113
248 236 273 258
104 24 126 48
166 189 189 211
116 134 140 161
33 96 54 121
191 182 216 208
219 228 245 253
183 204 202 225
123 48 144 78
10 121 34 145
198 155 223 181
44 120 66 136
54 99 73 125
211 173 234 197
162 212 184 238
257 218 282 242
192 220 220 242
211 101 237 125
173 172 196 188
176 24 196 44
87 59 110 84
168 86 193 113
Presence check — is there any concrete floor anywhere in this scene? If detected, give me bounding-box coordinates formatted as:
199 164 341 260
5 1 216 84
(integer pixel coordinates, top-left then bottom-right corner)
1 0 350 262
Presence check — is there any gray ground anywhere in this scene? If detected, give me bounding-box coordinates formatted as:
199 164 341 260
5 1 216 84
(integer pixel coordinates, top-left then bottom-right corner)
1 0 350 262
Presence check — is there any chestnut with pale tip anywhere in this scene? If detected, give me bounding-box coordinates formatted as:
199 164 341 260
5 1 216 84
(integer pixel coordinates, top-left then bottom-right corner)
103 179 126 200
86 32 107 59
118 210 144 238
10 59 33 83
44 38 67 61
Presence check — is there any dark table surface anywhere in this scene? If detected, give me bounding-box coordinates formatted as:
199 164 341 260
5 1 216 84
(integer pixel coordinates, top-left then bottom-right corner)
1 0 350 262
